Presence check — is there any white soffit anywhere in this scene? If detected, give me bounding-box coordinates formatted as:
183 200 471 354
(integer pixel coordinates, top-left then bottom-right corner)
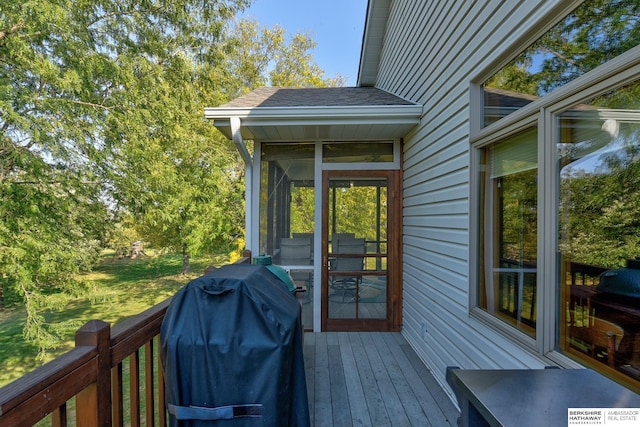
205 87 422 141
205 105 422 141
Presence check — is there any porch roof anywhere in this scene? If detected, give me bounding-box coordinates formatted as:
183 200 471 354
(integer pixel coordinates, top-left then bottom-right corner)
204 86 422 141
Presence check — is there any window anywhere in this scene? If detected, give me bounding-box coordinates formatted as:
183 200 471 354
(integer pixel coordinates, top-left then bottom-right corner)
474 0 640 390
323 142 394 163
259 143 315 329
259 143 315 256
558 82 640 381
483 0 640 126
479 129 538 337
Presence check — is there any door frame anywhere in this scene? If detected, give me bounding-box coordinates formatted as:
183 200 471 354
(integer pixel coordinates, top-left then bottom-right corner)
321 169 403 332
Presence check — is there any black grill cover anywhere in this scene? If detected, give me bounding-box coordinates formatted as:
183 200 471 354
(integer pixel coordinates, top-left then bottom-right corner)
598 258 640 298
160 263 310 427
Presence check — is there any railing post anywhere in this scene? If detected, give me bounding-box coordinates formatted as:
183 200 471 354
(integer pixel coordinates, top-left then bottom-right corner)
75 320 112 427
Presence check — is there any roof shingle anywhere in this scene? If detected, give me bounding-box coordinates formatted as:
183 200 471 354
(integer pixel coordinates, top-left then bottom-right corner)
220 87 415 108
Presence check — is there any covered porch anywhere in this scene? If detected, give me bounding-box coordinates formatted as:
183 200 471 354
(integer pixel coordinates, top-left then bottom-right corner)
205 86 423 333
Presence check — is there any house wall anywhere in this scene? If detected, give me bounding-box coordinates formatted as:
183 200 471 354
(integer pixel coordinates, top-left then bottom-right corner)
373 0 577 397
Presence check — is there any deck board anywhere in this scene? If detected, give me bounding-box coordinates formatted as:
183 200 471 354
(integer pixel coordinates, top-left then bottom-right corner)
398 340 460 426
304 332 459 427
328 345 352 426
371 332 430 426
314 333 333 426
351 332 391 426
360 333 410 426
338 332 371 427
304 333 316 426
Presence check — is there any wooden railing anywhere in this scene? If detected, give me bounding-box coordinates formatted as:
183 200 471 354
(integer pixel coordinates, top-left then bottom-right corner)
0 256 251 427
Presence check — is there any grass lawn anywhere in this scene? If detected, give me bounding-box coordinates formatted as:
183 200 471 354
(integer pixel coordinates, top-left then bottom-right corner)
0 251 229 387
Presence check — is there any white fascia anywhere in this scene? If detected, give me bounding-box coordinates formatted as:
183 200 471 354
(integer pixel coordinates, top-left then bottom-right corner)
205 104 423 131
205 104 423 119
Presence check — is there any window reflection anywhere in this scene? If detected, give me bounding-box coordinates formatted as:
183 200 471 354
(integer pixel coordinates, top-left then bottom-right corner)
558 80 640 383
483 1 640 126
479 128 538 336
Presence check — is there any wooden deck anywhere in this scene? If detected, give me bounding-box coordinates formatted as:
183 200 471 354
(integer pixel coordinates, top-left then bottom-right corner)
304 332 460 427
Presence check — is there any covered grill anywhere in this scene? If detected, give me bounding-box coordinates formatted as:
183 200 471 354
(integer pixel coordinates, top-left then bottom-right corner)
160 263 309 426
598 258 640 298
589 258 640 371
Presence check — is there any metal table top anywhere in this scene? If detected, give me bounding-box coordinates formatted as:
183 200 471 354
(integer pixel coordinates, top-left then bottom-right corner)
447 368 640 427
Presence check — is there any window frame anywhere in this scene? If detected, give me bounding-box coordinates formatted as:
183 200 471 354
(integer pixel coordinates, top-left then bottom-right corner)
470 40 640 360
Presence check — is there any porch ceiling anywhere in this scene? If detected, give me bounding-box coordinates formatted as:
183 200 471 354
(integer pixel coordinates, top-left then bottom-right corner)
204 87 422 141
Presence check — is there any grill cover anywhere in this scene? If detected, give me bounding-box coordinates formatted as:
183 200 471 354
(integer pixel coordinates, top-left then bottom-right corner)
598 259 640 298
160 263 310 427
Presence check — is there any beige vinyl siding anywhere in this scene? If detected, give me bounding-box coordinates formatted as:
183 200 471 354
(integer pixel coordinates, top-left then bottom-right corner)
373 0 578 394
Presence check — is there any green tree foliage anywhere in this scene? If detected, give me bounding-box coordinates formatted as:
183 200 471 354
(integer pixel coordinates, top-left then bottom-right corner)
560 125 640 268
102 49 246 274
328 185 387 243
499 169 538 264
486 0 640 96
1 0 342 354
485 0 640 270
270 31 346 87
223 19 346 91
106 19 343 273
289 186 315 234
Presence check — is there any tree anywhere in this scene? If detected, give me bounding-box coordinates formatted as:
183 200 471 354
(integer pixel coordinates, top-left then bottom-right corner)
107 19 344 274
560 125 640 268
0 165 109 353
486 0 640 96
0 0 250 355
485 0 640 270
101 49 244 273
2 0 344 355
223 19 346 91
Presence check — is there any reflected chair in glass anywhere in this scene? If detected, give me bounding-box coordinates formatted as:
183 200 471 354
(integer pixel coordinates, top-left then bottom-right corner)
329 238 366 303
569 316 624 368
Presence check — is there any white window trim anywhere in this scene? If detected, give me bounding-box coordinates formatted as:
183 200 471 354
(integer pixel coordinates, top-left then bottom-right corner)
469 44 640 360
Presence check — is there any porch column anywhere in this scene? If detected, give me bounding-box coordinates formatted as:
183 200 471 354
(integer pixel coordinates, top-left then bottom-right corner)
230 117 253 251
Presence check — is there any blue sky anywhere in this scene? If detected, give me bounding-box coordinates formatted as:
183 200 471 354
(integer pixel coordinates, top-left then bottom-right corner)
239 0 369 86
